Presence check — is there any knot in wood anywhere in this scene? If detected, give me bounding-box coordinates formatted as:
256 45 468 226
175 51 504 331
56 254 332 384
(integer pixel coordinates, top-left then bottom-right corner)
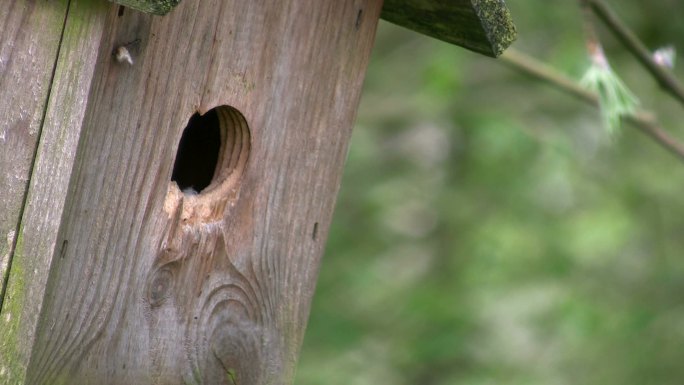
147 267 175 307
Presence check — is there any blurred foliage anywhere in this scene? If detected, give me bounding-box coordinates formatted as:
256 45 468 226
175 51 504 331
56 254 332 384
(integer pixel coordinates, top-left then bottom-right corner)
297 1 684 384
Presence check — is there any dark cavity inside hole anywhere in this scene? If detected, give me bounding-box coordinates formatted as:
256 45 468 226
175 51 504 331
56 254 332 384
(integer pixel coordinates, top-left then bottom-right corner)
172 110 221 194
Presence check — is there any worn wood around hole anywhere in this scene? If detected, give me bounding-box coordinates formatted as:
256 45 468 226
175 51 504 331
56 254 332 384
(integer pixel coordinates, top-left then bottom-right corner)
24 1 382 384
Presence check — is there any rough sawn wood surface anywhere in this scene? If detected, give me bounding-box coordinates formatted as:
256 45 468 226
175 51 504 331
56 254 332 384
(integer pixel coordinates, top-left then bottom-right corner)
1 0 382 384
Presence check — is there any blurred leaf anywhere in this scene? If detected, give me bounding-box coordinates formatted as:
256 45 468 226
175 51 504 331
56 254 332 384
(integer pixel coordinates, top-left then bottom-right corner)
298 3 684 385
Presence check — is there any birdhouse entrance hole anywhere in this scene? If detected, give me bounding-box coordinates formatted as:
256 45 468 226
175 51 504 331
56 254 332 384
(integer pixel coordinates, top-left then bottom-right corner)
172 105 250 196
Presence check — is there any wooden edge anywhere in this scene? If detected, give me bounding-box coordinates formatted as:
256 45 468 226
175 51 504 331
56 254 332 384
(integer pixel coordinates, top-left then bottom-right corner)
108 0 181 15
381 0 517 57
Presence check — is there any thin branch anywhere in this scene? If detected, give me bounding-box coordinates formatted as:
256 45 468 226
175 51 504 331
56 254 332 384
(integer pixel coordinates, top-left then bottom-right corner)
579 0 606 67
500 48 684 163
500 49 596 105
587 0 684 106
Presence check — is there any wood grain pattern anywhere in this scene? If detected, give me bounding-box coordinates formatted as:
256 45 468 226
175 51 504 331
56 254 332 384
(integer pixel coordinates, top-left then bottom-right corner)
0 0 65 304
22 1 383 384
0 0 70 381
0 1 110 384
381 0 517 57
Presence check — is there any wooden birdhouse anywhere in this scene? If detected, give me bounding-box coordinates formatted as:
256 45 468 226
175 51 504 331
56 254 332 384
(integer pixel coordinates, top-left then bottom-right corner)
0 0 515 384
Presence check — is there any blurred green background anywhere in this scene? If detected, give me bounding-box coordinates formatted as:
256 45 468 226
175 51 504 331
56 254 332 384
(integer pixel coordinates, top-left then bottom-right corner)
297 1 684 384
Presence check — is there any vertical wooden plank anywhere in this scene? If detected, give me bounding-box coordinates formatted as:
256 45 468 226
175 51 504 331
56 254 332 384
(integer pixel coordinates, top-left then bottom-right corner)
26 0 383 384
0 0 65 301
0 0 68 382
0 0 111 384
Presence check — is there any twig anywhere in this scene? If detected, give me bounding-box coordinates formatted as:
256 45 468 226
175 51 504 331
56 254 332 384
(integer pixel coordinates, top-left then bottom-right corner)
500 49 596 104
586 0 684 106
579 0 605 66
578 0 641 133
500 48 684 163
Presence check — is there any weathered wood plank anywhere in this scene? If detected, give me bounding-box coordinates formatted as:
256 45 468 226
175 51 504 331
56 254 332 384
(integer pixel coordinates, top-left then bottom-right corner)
0 1 111 384
25 1 382 384
381 0 517 57
0 0 69 381
0 0 65 301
